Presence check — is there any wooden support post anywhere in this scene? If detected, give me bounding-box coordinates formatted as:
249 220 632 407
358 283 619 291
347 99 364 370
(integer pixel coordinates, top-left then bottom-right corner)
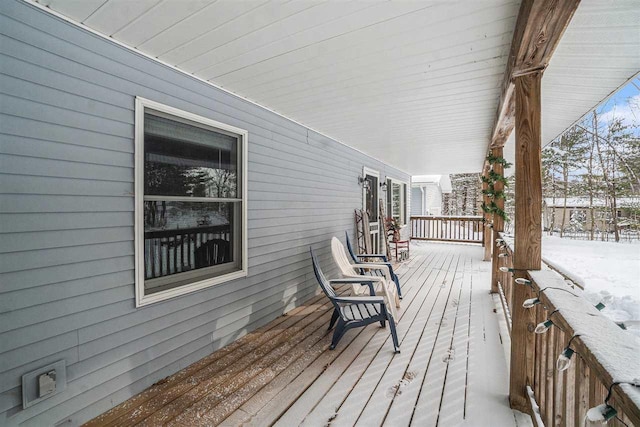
482 166 492 262
509 71 543 413
490 146 505 293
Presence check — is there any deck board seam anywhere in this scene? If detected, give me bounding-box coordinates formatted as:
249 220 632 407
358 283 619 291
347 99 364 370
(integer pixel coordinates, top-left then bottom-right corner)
360 250 460 426
293 248 447 426
83 292 333 426
407 252 464 426
149 299 345 425
339 249 458 426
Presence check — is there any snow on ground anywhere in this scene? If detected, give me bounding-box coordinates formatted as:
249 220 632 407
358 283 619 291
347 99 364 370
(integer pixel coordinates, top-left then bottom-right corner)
542 236 640 331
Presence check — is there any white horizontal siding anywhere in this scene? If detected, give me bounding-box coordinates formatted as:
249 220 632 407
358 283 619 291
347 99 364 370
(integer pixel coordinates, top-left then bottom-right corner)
0 1 410 426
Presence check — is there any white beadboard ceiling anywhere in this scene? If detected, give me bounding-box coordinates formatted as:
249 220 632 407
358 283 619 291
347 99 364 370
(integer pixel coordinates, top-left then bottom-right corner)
34 0 639 175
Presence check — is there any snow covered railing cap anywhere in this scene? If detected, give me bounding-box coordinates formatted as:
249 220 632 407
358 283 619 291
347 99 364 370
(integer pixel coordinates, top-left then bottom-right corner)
541 256 586 290
527 269 640 423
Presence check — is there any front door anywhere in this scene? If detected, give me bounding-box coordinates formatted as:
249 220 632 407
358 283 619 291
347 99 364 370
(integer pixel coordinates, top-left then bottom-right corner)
362 167 380 253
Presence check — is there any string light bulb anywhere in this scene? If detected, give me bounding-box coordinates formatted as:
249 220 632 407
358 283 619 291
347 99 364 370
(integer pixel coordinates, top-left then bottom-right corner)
515 278 531 285
498 253 509 258
585 381 639 424
535 320 553 334
499 267 514 273
523 298 541 308
585 404 617 423
556 347 575 371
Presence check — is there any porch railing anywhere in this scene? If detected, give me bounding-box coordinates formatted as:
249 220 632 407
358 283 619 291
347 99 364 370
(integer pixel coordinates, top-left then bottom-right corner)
410 215 484 244
494 233 640 427
144 224 231 279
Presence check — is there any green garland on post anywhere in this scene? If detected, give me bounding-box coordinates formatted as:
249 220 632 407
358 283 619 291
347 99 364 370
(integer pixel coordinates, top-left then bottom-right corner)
481 187 505 199
483 150 511 222
486 152 513 169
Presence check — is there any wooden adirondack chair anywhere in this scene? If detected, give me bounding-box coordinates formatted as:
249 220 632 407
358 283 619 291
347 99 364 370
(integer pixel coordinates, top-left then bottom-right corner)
345 231 402 299
331 237 400 321
310 248 399 353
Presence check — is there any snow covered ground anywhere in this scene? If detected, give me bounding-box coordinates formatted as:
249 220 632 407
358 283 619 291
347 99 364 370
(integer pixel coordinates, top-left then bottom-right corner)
542 236 640 332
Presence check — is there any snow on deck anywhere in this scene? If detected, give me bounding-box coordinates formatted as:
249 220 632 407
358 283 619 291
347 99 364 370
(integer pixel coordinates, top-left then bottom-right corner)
85 243 524 427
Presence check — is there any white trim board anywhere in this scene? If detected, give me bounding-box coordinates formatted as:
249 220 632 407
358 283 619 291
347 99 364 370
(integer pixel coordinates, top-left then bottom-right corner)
134 96 249 307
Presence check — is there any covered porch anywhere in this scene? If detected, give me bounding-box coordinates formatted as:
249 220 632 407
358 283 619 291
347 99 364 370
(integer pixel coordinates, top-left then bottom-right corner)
86 242 521 426
2 0 639 425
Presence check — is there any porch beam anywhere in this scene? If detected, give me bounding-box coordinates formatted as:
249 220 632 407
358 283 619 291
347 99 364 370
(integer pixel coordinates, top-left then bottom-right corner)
510 71 543 413
488 0 581 150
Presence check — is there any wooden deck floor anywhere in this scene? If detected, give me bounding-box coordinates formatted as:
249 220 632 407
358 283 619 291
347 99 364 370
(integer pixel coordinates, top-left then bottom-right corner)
86 243 522 427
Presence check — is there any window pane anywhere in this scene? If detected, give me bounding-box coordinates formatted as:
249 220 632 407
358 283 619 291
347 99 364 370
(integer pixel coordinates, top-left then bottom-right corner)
143 201 241 292
386 179 392 218
365 175 378 222
144 113 238 198
403 183 407 224
392 183 401 220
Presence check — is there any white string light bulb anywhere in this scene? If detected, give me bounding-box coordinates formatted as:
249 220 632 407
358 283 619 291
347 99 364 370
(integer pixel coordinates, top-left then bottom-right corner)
535 320 553 334
556 347 574 371
523 298 541 308
585 404 617 423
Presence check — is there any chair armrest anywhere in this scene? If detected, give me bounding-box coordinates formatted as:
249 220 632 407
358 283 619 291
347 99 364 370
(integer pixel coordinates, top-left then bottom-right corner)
329 278 375 284
349 265 392 282
356 254 389 262
329 279 376 295
355 262 395 278
362 261 393 268
333 296 385 304
351 263 390 270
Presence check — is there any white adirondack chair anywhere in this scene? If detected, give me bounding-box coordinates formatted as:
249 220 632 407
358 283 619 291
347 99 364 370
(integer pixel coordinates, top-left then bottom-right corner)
331 237 400 322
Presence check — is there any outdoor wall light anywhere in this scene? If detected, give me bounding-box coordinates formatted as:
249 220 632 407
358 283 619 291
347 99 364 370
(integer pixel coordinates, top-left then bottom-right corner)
380 181 388 192
358 176 370 190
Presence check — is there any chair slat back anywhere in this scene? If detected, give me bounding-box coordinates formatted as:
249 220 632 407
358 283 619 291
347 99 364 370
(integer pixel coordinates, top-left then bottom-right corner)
309 248 336 298
331 237 358 276
345 231 359 263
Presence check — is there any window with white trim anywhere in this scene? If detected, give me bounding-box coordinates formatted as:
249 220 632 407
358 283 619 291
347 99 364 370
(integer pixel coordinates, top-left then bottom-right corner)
135 98 247 306
386 178 408 226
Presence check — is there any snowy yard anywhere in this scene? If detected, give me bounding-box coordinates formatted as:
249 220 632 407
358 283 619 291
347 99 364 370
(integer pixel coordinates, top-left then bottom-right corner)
542 236 640 330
